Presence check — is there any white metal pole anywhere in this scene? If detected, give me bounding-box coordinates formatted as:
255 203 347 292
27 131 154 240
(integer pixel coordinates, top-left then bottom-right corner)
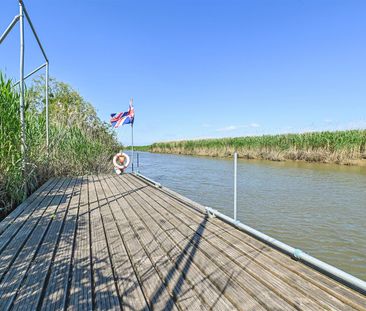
131 124 134 172
234 152 238 221
22 1 48 62
19 1 27 198
137 152 139 172
135 170 366 295
46 61 49 152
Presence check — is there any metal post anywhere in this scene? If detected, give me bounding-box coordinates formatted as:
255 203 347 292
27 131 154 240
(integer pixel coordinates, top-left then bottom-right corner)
137 152 139 171
46 61 49 151
234 152 238 221
19 1 27 198
22 1 48 63
131 123 134 172
134 171 366 295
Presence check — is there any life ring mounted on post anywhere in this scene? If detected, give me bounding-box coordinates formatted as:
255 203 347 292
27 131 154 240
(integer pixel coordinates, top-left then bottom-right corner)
113 152 130 174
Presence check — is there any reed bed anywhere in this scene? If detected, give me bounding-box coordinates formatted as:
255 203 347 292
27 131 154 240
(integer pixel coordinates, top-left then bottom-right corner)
0 74 120 219
149 130 366 164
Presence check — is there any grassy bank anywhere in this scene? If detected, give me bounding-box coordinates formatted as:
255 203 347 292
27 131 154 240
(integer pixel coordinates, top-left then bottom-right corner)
133 145 151 152
0 74 121 219
146 130 366 165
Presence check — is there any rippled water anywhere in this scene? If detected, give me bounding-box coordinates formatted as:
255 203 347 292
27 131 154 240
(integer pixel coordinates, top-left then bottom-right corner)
126 151 366 280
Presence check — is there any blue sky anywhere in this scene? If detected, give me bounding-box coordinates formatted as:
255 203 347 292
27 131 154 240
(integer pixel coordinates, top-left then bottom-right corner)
1 0 366 145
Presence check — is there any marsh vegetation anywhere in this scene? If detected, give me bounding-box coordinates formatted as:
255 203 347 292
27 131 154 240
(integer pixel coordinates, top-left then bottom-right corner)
0 74 120 219
146 130 366 165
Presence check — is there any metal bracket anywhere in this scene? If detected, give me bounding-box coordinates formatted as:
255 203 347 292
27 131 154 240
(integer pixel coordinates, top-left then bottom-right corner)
207 210 216 218
292 248 303 260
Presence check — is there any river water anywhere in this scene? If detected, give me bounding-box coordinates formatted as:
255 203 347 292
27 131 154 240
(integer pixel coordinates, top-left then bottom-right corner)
127 151 366 280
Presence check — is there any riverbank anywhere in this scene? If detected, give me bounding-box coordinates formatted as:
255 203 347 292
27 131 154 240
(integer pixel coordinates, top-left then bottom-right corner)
138 130 366 166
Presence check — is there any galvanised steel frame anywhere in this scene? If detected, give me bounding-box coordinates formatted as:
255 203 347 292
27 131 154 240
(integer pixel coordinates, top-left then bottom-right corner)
0 0 49 196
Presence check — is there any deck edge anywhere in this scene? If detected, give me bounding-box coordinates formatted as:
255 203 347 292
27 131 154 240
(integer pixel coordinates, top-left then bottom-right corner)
132 172 366 297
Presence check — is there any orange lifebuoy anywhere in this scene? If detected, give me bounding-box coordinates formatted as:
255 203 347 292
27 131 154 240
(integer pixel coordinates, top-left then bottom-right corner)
113 152 130 170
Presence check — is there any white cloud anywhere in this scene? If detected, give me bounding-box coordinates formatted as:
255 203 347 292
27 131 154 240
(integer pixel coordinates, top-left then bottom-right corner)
216 123 260 132
216 125 241 132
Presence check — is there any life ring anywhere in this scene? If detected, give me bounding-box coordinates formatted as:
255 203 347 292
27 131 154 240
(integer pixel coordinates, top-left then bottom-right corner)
113 152 130 170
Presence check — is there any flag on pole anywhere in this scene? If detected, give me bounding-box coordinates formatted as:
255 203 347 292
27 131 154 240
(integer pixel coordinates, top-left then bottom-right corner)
110 102 135 128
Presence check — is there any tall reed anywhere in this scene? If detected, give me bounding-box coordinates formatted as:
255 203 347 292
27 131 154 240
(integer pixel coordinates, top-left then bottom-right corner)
149 130 366 164
0 74 121 219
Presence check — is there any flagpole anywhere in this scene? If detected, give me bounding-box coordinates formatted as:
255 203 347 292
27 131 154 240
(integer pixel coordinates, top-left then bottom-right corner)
131 123 134 172
130 97 134 172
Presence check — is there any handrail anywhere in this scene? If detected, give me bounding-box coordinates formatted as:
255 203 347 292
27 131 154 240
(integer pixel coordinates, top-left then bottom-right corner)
132 171 366 295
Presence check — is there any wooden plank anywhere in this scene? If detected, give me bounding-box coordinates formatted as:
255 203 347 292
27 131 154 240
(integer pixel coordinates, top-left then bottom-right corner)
67 177 93 311
2 173 364 310
112 177 238 310
104 175 208 310
209 221 357 310
0 178 59 254
112 175 244 310
0 178 73 310
0 178 54 236
39 177 84 311
128 175 355 311
0 178 67 283
118 175 275 310
104 176 178 310
129 177 350 310
131 175 366 310
213 222 366 309
11 178 79 311
95 175 149 311
89 175 121 310
129 174 366 310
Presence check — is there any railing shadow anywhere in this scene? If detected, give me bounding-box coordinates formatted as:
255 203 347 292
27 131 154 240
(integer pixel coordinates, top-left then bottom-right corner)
149 214 210 310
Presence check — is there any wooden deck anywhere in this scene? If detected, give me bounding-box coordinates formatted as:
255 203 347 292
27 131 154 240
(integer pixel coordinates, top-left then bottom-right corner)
0 174 365 310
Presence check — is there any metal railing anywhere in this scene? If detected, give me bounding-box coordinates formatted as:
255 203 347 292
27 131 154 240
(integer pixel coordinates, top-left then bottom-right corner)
0 0 49 197
133 169 366 295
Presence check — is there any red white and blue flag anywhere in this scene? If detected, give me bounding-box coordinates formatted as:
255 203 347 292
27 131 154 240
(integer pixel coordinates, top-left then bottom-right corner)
110 102 135 128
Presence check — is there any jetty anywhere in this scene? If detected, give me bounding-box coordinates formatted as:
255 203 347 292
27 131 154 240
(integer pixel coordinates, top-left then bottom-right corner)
0 173 365 310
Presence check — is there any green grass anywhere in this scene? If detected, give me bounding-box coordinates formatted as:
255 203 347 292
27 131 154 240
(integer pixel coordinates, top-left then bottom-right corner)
146 130 366 163
0 73 121 218
132 145 151 152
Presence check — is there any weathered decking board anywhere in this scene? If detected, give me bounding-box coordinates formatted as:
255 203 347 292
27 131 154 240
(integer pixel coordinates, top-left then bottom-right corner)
0 174 365 310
